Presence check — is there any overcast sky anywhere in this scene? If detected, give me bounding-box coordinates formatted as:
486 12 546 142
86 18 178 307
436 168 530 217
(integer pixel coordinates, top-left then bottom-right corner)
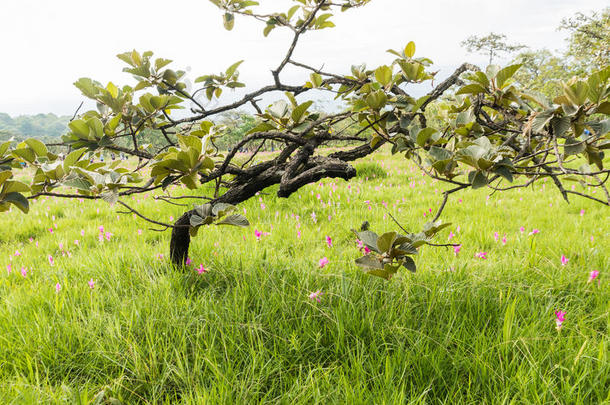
1 0 607 117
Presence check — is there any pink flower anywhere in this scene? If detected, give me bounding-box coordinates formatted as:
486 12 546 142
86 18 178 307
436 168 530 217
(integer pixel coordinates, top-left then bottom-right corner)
529 229 540 236
560 255 569 266
28 237 34 243
519 226 525 234
138 229 142 235
254 229 262 241
6 263 11 274
186 257 192 266
105 232 112 241
297 230 301 239
326 236 332 248
474 251 487 260
80 229 85 236
494 232 499 242
156 253 164 260
98 226 104 233
363 246 371 254
356 239 364 249
308 290 323 302
196 264 207 274
88 279 95 289
48 228 53 234
579 209 585 216
555 310 566 330
260 203 266 210
14 250 21 257
74 240 79 246
318 257 329 268
501 235 507 245
48 255 54 266
588 270 599 283
448 231 455 241
21 267 27 277
453 245 461 256
55 283 61 293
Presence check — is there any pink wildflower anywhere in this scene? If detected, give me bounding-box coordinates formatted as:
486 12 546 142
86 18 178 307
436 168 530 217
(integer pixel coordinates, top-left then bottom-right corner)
297 230 301 239
196 264 207 274
186 257 192 266
474 251 487 260
254 229 262 241
98 226 104 233
579 209 585 216
48 255 54 266
555 310 566 330
6 263 11 274
105 232 112 241
519 226 525 234
74 240 79 246
55 283 61 293
501 235 507 245
588 270 599 283
529 229 540 235
88 279 95 289
138 229 142 235
560 255 569 266
48 228 53 234
21 267 27 277
453 245 461 256
448 231 455 241
14 250 21 256
326 236 332 248
494 232 499 242
318 257 329 268
80 229 85 236
308 290 323 302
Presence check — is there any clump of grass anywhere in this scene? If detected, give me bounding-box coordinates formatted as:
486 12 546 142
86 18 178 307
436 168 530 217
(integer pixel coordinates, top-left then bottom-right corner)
354 162 387 180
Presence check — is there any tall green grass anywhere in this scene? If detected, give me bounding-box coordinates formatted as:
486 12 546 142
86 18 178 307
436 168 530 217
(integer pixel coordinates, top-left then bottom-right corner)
0 150 608 403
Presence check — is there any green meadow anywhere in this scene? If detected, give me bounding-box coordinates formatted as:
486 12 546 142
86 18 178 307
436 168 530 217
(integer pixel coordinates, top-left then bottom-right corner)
0 149 608 404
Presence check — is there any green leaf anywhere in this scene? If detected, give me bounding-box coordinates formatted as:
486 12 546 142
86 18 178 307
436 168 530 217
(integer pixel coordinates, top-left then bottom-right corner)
469 170 487 189
223 12 235 30
190 214 204 227
402 256 416 272
355 255 383 269
416 128 437 147
3 192 29 213
212 202 236 217
374 65 393 87
2 181 30 194
291 100 313 124
0 171 12 185
69 120 90 138
564 137 586 156
495 64 522 89
404 41 416 58
455 84 486 96
365 90 387 110
531 110 554 133
356 230 380 253
225 60 244 78
216 214 250 227
377 231 397 253
25 139 48 157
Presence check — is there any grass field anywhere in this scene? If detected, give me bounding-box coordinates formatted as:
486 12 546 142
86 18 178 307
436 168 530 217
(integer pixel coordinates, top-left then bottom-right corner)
0 149 608 404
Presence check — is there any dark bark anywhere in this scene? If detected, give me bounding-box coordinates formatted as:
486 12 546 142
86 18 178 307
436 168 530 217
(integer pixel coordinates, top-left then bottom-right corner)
169 151 357 265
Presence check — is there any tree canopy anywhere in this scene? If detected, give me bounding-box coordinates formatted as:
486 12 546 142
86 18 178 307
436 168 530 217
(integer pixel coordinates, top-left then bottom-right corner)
0 0 608 279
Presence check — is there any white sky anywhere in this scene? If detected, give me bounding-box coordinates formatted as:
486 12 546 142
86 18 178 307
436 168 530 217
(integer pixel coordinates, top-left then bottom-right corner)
0 0 607 116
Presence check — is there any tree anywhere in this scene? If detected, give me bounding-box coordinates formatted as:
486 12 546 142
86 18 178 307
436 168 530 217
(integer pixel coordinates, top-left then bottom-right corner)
461 32 526 65
559 7 610 74
1 0 609 280
511 49 570 98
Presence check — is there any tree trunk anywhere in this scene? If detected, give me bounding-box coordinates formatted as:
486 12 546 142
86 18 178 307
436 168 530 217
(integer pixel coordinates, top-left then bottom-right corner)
169 210 195 265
